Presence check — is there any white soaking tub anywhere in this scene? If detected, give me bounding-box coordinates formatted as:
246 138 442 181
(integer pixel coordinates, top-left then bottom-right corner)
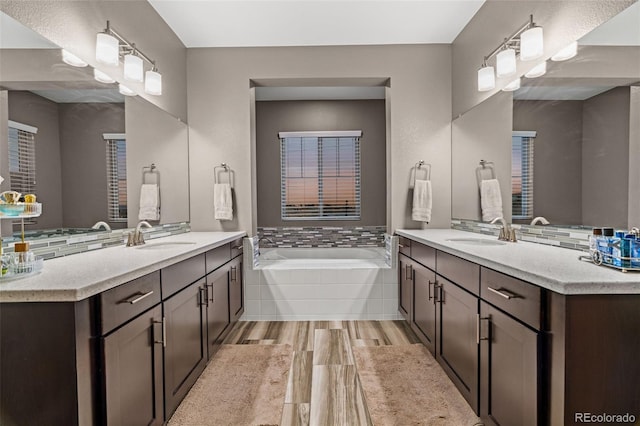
243 247 400 321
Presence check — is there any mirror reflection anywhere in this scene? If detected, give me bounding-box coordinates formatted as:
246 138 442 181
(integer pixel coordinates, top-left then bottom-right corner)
0 12 190 240
452 3 640 228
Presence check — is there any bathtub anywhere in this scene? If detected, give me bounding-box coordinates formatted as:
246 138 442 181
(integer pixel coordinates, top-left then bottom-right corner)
243 246 400 321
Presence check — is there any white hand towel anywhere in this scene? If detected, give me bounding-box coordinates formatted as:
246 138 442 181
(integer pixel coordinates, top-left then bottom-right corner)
214 183 233 221
480 179 503 222
138 184 160 221
412 179 432 223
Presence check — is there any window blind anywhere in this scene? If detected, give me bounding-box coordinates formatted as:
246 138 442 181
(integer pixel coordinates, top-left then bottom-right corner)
512 134 535 219
280 135 361 220
105 139 128 222
8 125 37 225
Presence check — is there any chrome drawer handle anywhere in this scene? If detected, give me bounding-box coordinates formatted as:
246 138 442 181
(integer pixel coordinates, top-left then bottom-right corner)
477 314 490 344
487 286 521 300
119 290 154 304
153 317 166 347
232 245 243 250
398 244 405 248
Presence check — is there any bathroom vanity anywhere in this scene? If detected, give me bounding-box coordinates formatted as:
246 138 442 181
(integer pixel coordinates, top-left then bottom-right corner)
396 229 640 426
0 231 245 425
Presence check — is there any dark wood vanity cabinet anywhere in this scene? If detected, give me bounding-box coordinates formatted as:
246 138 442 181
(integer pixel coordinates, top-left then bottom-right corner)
398 254 413 320
412 261 437 354
229 255 244 322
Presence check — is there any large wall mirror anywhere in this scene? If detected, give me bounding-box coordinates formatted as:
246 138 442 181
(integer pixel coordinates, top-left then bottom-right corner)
0 12 190 239
452 3 640 229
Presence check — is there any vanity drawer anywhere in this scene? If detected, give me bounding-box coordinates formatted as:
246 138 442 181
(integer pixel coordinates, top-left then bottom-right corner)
230 238 244 259
412 242 436 271
398 236 412 257
436 251 480 296
206 244 230 275
162 254 206 299
481 267 542 330
99 271 161 335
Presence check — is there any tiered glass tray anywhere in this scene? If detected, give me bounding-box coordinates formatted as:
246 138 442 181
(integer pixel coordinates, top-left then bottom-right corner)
1 202 44 280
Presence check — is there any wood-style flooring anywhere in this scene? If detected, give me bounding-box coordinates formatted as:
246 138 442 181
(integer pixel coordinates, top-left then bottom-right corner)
222 320 421 426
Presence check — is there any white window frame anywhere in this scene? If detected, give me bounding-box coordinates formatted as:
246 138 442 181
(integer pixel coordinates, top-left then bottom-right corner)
279 131 362 221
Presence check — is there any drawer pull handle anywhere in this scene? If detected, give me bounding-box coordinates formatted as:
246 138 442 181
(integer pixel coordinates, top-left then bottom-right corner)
232 245 243 250
230 266 237 282
487 286 520 300
199 287 208 307
153 317 166 347
476 314 490 344
398 244 405 248
405 264 412 280
208 283 215 303
428 280 434 301
119 290 154 304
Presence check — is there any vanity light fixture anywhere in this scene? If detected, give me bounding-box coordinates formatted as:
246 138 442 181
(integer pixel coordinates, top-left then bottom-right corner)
477 62 496 91
525 61 547 78
94 69 115 84
551 41 578 61
61 49 88 67
502 78 521 92
118 83 137 97
477 15 544 92
95 21 162 96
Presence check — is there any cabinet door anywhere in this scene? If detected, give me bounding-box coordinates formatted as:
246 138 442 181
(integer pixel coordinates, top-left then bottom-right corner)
206 266 230 358
229 257 244 322
480 301 538 426
103 304 164 426
163 279 207 419
412 262 437 355
437 276 479 413
398 255 413 321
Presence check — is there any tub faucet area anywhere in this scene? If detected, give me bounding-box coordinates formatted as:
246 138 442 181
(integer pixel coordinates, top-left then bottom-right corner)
530 216 550 225
91 221 111 231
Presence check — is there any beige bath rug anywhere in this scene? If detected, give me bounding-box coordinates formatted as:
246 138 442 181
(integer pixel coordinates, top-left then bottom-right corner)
167 344 291 426
353 344 483 426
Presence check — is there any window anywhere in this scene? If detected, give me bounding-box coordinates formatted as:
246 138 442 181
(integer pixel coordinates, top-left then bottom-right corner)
279 131 361 220
512 131 536 220
8 120 37 225
104 134 127 222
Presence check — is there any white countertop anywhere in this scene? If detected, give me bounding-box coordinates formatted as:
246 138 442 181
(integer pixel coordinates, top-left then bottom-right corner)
396 229 640 295
0 231 246 303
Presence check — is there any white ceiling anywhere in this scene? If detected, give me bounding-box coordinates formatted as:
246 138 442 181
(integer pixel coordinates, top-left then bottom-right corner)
148 0 485 48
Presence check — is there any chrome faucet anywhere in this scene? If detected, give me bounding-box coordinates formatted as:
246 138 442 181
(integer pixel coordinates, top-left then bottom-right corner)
490 217 517 242
91 221 111 231
127 221 153 246
530 216 550 226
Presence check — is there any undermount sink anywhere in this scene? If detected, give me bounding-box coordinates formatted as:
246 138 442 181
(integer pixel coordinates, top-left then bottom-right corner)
445 237 506 246
136 241 197 249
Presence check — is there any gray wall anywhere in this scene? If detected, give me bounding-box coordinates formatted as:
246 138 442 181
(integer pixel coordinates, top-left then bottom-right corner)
451 1 633 118
255 100 386 227
513 100 583 225
452 91 513 222
125 96 190 228
7 91 64 230
582 87 631 228
1 0 188 121
187 44 452 234
59 102 125 228
629 86 640 227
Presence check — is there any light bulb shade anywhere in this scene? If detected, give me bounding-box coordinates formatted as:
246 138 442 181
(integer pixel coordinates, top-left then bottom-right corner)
118 84 137 96
94 69 115 84
525 61 547 78
144 70 162 95
477 66 496 92
62 49 88 67
496 48 517 78
551 41 577 61
520 26 544 61
503 78 521 92
96 32 119 66
124 54 144 82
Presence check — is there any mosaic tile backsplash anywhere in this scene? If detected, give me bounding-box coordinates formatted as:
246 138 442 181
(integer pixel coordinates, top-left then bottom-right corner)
451 219 591 252
257 226 387 248
1 222 190 260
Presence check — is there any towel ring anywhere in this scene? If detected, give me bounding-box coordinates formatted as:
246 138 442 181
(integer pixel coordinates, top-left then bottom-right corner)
476 160 496 189
214 163 234 188
142 163 160 186
412 160 431 188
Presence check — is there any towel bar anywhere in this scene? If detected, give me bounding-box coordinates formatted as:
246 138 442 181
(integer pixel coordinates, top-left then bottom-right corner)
412 160 431 188
214 163 234 188
476 160 496 189
142 163 160 185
